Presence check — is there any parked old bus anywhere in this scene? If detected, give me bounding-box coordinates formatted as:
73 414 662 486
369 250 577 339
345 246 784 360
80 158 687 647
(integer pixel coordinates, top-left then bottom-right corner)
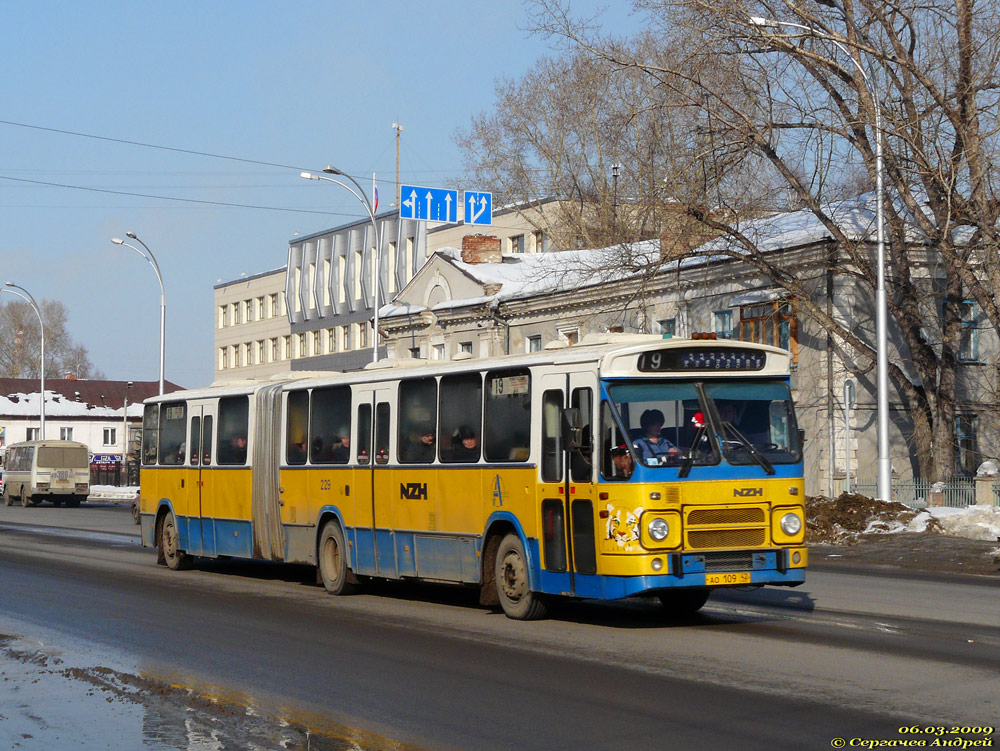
138 334 806 619
2 439 91 507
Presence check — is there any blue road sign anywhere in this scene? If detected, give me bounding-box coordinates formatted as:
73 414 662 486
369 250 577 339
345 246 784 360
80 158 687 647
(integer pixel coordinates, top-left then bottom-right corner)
464 190 493 226
399 184 459 223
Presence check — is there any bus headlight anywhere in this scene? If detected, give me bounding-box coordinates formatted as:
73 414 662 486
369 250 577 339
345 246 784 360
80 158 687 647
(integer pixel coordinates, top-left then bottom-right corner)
780 512 802 536
647 518 670 542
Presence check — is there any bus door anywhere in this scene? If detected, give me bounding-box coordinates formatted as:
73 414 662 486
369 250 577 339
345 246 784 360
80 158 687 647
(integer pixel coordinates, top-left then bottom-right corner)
538 372 598 593
185 400 217 557
353 386 397 578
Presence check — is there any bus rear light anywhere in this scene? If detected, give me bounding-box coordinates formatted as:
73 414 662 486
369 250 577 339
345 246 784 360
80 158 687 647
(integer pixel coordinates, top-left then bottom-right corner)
36 483 49 491
76 483 89 493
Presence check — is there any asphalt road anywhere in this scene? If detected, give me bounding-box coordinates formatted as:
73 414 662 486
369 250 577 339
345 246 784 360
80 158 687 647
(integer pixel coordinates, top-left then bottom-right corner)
1 503 997 750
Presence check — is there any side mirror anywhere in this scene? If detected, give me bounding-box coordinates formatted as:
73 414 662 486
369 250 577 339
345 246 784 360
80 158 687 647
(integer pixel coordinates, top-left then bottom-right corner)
561 408 582 451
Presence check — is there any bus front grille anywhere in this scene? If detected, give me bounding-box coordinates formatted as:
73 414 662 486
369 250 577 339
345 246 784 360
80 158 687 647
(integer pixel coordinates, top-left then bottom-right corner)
703 552 755 571
688 507 765 525
688 528 766 549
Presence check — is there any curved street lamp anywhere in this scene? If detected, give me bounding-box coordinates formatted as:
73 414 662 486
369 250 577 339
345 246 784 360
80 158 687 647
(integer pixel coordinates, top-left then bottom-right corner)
301 167 383 364
3 282 45 439
112 233 166 395
749 16 891 502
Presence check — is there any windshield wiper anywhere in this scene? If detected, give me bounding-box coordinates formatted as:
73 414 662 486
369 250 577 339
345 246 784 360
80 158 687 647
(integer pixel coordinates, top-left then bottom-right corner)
678 425 706 478
720 422 774 475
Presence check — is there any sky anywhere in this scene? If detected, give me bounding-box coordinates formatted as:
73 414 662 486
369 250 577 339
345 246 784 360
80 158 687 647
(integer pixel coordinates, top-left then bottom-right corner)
0 1 638 389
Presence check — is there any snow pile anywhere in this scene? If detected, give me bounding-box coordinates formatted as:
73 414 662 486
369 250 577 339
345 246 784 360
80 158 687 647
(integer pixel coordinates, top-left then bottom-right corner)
807 493 1000 544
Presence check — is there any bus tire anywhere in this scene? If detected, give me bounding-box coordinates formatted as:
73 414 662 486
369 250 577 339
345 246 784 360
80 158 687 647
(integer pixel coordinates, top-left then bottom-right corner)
23 493 37 507
658 589 710 615
158 511 191 571
318 521 355 596
495 533 548 620
3 488 12 506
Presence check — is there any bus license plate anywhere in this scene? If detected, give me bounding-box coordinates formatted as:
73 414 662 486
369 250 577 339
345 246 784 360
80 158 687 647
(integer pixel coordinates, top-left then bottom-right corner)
706 572 751 586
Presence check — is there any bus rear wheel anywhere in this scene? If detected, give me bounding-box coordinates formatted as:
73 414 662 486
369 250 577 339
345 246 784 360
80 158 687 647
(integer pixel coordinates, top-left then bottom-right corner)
318 522 355 595
158 512 191 571
658 589 710 615
3 488 12 507
495 533 548 620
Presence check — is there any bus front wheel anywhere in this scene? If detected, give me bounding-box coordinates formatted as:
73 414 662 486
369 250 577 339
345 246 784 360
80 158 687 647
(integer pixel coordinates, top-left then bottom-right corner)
318 522 356 596
495 533 549 620
158 512 191 571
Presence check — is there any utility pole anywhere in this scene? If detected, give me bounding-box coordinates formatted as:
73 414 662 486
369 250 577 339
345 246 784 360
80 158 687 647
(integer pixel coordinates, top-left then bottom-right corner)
392 122 404 207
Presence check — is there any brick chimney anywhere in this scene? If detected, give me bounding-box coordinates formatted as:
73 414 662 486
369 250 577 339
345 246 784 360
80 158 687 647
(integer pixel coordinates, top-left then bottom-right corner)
461 234 502 264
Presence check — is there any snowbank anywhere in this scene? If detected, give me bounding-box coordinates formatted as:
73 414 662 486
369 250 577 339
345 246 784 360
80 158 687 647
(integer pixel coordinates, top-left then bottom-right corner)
88 485 137 501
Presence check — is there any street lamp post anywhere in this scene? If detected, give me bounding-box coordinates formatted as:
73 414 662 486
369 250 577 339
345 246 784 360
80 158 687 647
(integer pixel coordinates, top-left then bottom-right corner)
300 167 383 364
3 282 45 439
112 233 165 395
749 16 891 501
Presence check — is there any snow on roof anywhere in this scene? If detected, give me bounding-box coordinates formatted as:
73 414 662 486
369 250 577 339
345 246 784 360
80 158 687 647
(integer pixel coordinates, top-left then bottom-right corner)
0 379 178 419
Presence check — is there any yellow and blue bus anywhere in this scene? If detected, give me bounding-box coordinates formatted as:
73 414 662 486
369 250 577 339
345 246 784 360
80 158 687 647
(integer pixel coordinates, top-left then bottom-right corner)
139 334 806 619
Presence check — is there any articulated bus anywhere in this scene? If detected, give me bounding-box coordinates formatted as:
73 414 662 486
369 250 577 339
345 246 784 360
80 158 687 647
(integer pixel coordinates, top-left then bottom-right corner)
139 334 806 619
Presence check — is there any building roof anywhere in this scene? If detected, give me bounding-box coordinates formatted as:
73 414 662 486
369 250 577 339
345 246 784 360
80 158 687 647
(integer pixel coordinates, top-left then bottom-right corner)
214 266 287 290
0 378 183 419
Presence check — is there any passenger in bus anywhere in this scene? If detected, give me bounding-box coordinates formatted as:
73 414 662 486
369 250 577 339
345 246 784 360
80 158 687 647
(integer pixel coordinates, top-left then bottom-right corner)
413 428 436 462
230 434 248 463
632 409 680 465
611 443 634 479
330 433 350 462
450 426 479 461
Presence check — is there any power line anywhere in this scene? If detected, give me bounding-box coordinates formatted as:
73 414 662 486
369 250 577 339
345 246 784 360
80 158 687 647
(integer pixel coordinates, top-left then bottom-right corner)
0 174 352 216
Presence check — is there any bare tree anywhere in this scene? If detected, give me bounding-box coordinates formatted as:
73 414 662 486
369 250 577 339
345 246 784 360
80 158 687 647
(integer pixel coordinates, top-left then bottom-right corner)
463 0 1000 480
0 299 103 380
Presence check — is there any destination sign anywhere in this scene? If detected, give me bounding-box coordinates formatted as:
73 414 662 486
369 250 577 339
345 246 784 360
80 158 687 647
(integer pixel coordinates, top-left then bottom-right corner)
637 348 767 372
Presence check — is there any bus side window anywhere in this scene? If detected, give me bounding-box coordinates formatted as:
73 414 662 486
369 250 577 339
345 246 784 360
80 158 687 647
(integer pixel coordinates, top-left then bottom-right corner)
286 390 309 466
484 369 531 463
541 390 563 482
357 403 371 465
142 404 159 465
218 396 249 465
310 386 351 464
570 387 594 482
398 378 437 464
439 373 482 463
190 416 201 466
158 403 187 466
601 401 631 481
202 416 214 465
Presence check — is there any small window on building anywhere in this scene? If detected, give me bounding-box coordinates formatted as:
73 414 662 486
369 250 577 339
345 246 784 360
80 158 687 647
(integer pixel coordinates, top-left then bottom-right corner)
218 305 228 329
283 335 292 360
955 414 979 476
219 347 228 370
527 335 542 353
232 302 241 325
657 318 676 337
509 235 524 253
739 299 798 361
217 396 249 465
270 293 279 317
60 427 73 441
297 333 306 358
558 327 579 346
327 328 336 353
959 300 979 362
342 324 352 351
358 321 369 349
257 340 266 363
458 341 473 355
313 331 322 355
245 342 254 366
533 231 544 253
270 338 279 362
103 428 116 446
409 347 421 359
431 343 445 360
714 310 734 339
484 369 531 462
398 378 438 464
245 299 254 323
257 296 265 320
25 427 39 442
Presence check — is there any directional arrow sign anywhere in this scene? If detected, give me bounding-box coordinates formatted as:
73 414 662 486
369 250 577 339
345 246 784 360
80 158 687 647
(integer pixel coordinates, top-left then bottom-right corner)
399 184 459 223
464 190 493 226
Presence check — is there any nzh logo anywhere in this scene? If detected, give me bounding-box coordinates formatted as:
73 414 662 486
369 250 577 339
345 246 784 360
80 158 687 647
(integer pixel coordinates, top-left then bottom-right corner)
400 482 428 500
733 487 764 497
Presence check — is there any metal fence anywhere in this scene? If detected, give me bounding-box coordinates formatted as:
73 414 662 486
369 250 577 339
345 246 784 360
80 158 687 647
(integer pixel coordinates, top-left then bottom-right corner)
848 477 979 508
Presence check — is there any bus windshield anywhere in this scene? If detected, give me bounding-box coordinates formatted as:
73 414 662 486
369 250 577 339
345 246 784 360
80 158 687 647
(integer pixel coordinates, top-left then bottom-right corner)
608 379 800 469
703 381 801 466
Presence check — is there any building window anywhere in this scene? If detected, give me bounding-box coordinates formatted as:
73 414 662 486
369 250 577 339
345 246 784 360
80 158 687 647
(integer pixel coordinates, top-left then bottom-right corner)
60 427 73 441
359 321 369 349
955 414 978 476
103 428 117 446
270 338 279 362
218 305 228 329
245 342 254 366
557 327 579 346
257 340 266 364
256 296 265 319
409 347 421 359
282 335 291 360
342 324 352 351
714 310 734 339
509 234 524 253
270 293 279 317
657 318 676 337
459 341 473 355
232 344 241 368
527 335 542 353
739 299 798 360
959 300 978 362
354 251 363 299
297 333 306 358
219 347 228 370
232 302 241 325
313 331 322 355
432 343 445 360
26 427 39 441
533 231 544 253
245 300 254 323
327 328 336 353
